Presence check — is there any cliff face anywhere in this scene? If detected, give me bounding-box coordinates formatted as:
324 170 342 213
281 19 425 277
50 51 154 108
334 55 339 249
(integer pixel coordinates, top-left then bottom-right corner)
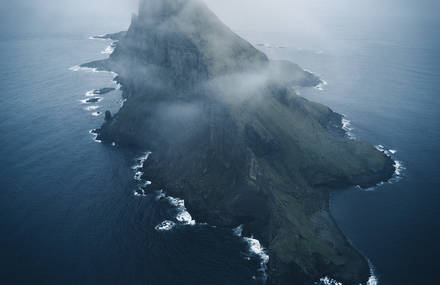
86 0 395 283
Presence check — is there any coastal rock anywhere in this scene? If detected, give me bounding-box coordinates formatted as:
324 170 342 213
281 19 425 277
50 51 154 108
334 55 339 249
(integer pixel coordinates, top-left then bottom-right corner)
104 110 112 122
94 87 115 95
85 0 395 283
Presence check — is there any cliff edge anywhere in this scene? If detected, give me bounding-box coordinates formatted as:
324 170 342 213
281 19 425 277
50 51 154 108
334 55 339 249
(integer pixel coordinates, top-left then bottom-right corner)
84 0 395 283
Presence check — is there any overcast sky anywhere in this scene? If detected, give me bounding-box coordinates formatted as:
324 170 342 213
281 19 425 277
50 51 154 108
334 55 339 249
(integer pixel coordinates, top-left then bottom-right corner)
1 0 438 39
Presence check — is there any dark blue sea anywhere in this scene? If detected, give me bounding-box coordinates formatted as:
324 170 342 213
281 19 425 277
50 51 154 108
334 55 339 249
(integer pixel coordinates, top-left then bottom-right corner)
1 7 439 285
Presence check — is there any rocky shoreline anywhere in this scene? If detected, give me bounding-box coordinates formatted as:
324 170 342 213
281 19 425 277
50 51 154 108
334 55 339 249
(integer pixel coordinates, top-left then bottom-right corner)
83 0 395 284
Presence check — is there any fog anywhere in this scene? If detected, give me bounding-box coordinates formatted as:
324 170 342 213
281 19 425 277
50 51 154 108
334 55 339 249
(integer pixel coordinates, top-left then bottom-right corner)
0 0 138 37
2 0 437 39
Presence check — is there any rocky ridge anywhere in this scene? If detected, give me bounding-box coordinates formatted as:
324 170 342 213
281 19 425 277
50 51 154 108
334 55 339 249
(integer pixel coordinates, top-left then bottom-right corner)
83 0 395 284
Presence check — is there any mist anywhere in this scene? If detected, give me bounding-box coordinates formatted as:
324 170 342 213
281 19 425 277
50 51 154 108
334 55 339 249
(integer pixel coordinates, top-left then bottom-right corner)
2 0 438 40
0 0 138 37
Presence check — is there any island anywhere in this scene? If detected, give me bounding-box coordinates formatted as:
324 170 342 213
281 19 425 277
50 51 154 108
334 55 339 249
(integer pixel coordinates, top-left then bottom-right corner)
82 0 395 283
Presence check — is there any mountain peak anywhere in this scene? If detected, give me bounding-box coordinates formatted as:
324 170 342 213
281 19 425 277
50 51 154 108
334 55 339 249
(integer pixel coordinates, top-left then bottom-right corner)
110 0 268 89
138 0 189 22
83 2 395 283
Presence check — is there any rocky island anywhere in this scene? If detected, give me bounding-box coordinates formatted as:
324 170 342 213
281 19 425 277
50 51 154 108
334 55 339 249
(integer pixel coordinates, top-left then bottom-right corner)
83 0 395 283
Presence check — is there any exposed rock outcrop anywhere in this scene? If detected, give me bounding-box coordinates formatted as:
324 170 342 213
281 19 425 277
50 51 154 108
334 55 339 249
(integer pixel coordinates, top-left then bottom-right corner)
84 0 395 283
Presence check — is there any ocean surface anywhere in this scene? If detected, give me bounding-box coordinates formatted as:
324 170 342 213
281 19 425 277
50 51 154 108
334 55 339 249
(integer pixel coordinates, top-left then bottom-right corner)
1 11 439 285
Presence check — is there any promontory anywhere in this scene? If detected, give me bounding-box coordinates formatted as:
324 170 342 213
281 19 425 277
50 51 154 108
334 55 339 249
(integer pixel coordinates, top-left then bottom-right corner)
83 0 395 283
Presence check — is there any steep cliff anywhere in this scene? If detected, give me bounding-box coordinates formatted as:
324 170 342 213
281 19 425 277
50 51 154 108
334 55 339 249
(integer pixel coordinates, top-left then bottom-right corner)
84 0 395 283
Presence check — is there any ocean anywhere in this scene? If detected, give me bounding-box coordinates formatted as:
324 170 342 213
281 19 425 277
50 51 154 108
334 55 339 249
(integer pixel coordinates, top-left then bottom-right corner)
0 8 439 285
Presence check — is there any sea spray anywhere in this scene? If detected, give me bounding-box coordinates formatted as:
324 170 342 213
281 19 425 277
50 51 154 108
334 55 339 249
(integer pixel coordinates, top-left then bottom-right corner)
233 225 269 282
130 152 196 229
316 277 343 285
338 117 405 189
374 145 405 184
315 79 328 91
366 259 379 285
342 116 356 140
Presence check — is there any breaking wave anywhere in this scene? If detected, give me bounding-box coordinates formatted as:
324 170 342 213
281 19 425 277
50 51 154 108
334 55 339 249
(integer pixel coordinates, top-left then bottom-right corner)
88 35 108 41
83 105 100 111
338 116 405 190
89 129 101 143
101 44 115 55
375 144 405 182
165 197 196 226
233 225 269 282
354 145 405 191
155 220 176 231
315 79 328 91
316 277 343 285
130 152 196 230
69 65 117 77
341 116 356 140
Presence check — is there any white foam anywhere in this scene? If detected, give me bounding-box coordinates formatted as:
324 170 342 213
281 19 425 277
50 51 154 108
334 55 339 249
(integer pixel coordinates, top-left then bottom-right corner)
69 65 117 77
120 98 127 107
84 105 100 111
130 152 197 231
132 152 152 170
155 220 176 231
85 90 95 97
166 197 196 225
318 276 343 285
134 171 143 181
244 236 269 281
69 65 98 73
356 145 405 191
317 273 377 285
342 117 356 140
131 152 153 197
89 35 109 41
69 65 82 71
366 259 379 285
131 158 197 227
367 275 378 285
393 160 405 177
156 190 166 200
134 182 151 197
88 129 101 143
176 211 196 225
315 79 328 91
233 225 269 282
375 145 385 152
91 111 101 117
374 145 405 179
152 190 197 231
317 262 378 285
101 45 115 55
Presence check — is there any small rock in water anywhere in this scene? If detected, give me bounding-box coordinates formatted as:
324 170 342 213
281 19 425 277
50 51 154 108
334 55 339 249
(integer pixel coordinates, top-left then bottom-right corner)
95 87 115 95
105 110 112 122
85 97 101 103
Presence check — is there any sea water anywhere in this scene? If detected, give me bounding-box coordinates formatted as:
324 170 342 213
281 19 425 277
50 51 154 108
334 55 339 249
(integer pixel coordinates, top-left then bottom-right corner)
257 15 440 284
0 35 263 284
1 6 439 285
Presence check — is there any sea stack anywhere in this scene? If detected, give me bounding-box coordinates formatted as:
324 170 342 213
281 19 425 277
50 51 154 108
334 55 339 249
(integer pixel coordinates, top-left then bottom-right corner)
86 0 395 283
